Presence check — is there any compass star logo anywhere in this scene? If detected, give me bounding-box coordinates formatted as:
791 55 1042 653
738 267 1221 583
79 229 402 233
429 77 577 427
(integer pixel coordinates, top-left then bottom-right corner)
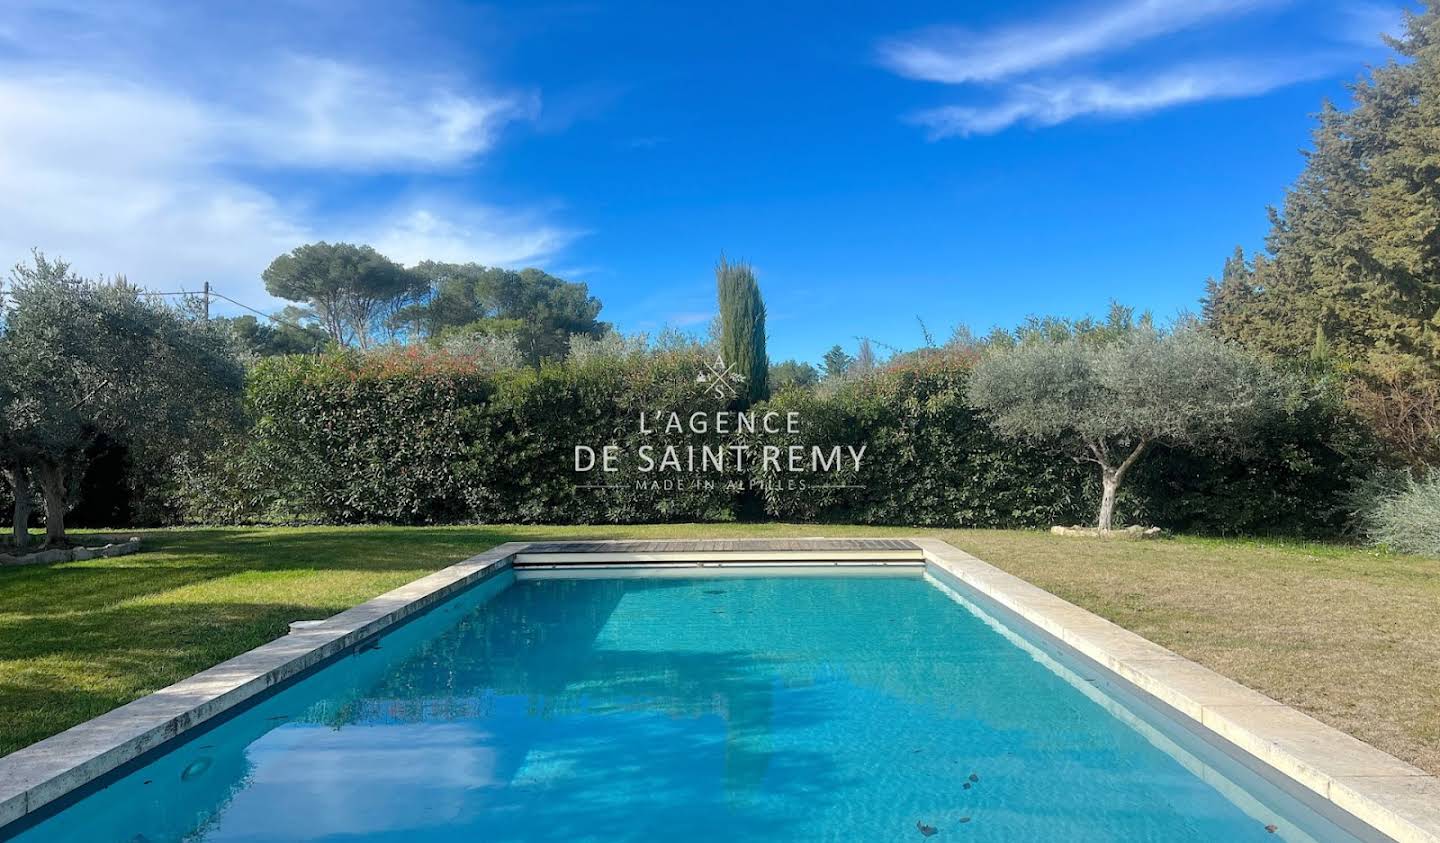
695 353 747 399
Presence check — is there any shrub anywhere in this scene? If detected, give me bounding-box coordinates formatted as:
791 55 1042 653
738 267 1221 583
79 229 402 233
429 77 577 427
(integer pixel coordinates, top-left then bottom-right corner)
1353 469 1440 556
457 350 737 523
203 347 738 524
239 348 490 523
1128 380 1377 537
746 360 1095 527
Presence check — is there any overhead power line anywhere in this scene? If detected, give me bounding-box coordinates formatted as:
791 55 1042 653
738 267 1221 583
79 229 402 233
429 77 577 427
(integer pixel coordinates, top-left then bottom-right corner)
138 285 313 333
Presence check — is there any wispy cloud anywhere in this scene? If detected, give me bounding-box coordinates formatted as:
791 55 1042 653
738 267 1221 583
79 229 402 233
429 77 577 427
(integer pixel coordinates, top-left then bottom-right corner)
874 0 1376 137
1336 1 1411 47
230 56 537 170
360 204 580 268
879 0 1278 84
910 59 1332 137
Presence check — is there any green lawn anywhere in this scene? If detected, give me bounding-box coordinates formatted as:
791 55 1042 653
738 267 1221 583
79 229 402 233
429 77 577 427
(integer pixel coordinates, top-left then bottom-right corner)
2 525 1437 778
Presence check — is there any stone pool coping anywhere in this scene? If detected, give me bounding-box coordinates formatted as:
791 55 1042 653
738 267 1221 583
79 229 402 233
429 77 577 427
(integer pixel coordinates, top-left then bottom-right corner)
0 537 1436 842
912 538 1440 843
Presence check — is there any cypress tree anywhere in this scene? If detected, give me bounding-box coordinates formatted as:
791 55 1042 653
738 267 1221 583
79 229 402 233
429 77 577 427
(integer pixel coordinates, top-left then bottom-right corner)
715 256 769 407
1203 4 1440 463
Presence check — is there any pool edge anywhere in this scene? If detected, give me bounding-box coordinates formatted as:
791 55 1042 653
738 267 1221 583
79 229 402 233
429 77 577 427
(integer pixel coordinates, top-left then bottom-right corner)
911 537 1440 843
0 541 527 832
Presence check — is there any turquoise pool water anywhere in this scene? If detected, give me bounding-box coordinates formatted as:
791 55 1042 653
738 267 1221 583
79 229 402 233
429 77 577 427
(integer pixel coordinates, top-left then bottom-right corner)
11 571 1365 842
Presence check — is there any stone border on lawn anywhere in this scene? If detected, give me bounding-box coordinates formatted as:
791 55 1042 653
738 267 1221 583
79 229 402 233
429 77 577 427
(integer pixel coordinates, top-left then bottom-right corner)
0 537 1436 842
0 538 142 567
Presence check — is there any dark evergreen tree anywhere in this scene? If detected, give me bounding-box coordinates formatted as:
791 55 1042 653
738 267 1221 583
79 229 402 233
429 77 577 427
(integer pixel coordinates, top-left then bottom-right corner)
715 257 769 406
822 345 853 380
1203 4 1440 463
216 311 330 357
769 360 819 391
261 242 422 349
391 261 606 365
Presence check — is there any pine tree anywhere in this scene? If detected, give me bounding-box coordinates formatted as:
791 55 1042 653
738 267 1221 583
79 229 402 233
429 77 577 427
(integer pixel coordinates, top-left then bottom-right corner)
1201 246 1256 330
715 256 769 407
822 345 853 380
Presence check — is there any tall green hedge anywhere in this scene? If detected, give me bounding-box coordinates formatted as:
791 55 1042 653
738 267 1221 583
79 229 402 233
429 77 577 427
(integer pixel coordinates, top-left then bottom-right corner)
181 350 1367 535
745 362 1094 526
457 352 737 523
196 348 737 524
244 349 487 523
1126 383 1376 536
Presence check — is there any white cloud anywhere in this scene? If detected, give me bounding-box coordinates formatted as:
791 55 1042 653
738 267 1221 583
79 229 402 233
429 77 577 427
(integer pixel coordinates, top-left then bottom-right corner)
0 74 304 294
360 205 579 268
0 61 572 308
909 60 1329 137
878 0 1279 84
229 56 536 170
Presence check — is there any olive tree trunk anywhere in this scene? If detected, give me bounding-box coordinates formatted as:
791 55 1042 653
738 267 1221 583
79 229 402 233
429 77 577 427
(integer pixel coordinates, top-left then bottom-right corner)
1092 439 1149 532
33 461 67 546
1097 469 1120 532
3 467 32 550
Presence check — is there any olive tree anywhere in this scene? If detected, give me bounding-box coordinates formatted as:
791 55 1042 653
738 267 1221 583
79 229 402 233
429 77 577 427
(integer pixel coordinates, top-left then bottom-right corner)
0 252 243 546
968 324 1281 531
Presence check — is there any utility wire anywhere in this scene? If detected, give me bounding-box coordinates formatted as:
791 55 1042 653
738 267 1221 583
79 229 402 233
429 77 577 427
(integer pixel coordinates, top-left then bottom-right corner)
139 287 314 333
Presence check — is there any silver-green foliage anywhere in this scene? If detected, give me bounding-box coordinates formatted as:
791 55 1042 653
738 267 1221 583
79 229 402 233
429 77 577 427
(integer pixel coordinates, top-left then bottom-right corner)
968 323 1283 529
1359 470 1440 556
438 329 526 370
568 328 709 366
0 252 243 543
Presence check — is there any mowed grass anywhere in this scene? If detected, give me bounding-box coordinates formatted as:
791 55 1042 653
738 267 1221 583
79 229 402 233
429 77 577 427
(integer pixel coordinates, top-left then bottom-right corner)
1 524 1437 776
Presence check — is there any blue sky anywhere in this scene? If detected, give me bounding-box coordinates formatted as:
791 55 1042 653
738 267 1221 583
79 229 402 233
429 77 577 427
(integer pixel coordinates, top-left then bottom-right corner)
0 0 1413 363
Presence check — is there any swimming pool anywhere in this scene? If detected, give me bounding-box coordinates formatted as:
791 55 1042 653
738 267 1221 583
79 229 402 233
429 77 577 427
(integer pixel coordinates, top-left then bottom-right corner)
6 560 1378 842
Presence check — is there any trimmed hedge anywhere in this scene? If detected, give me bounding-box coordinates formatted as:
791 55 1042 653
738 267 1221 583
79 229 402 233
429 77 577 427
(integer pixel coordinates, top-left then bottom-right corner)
178 350 1367 535
457 352 737 523
745 362 1094 527
242 350 486 523
1127 384 1376 536
188 348 737 524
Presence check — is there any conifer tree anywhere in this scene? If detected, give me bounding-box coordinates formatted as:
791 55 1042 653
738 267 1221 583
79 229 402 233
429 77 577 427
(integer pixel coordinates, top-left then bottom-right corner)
715 257 769 407
1203 4 1440 462
822 345 853 380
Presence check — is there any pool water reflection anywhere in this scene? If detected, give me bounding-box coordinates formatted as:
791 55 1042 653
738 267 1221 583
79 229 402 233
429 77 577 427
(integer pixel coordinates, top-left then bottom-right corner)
13 572 1364 842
